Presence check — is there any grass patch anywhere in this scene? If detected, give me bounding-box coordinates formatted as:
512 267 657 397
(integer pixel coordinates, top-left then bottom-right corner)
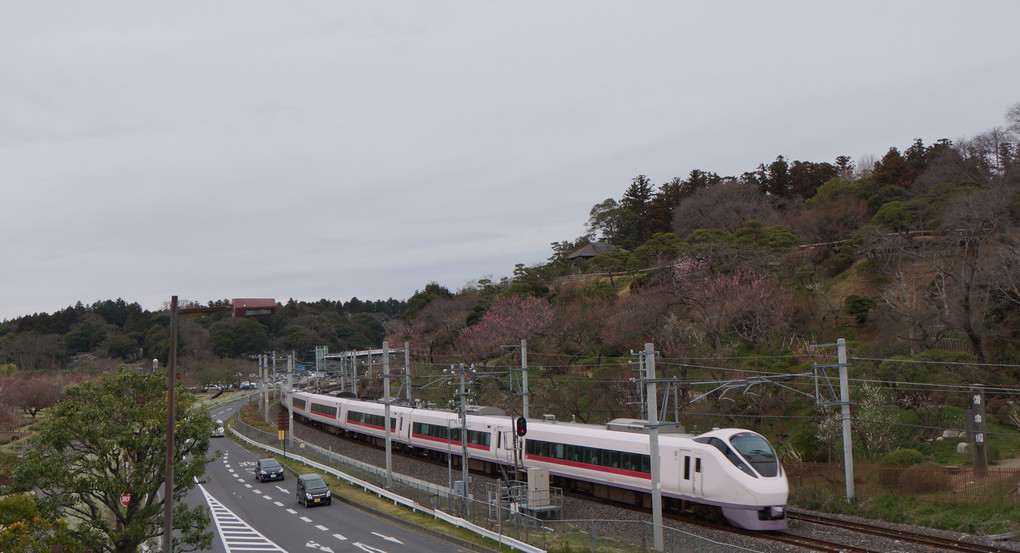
789 486 1020 536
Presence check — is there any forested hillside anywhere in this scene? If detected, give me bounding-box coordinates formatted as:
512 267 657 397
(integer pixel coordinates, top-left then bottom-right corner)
3 104 1020 460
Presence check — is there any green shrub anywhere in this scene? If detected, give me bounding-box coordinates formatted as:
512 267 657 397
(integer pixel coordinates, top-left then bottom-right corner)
877 448 925 489
880 448 925 467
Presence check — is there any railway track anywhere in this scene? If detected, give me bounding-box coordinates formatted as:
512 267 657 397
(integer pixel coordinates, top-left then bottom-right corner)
679 517 875 553
266 404 1019 553
788 511 1017 553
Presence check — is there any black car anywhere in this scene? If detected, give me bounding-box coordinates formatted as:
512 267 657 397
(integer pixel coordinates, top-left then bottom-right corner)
255 458 284 482
296 473 331 507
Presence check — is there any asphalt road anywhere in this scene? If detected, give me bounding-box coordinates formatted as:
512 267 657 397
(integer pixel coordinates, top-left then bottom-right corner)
184 402 473 553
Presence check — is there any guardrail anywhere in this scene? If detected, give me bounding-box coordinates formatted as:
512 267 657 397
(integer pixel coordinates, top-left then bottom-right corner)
230 414 545 553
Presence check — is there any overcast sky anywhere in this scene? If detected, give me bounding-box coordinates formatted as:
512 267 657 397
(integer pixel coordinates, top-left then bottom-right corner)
2 2 1019 321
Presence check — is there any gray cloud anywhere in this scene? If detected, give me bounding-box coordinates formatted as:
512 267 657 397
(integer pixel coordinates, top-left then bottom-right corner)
3 1 1019 319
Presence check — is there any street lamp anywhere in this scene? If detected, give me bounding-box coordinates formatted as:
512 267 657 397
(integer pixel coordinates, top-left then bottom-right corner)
163 296 275 553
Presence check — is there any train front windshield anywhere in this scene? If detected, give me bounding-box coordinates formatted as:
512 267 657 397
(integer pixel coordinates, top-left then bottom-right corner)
729 432 780 477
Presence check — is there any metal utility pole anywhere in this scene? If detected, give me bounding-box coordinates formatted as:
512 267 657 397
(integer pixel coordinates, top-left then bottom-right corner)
643 343 664 552
261 354 269 424
837 338 854 502
404 342 412 402
504 339 530 419
521 339 529 419
351 352 359 397
445 363 472 515
811 338 855 503
383 341 393 489
287 353 294 449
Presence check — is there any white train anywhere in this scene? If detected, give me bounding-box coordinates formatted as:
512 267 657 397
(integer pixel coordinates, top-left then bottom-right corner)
284 389 788 530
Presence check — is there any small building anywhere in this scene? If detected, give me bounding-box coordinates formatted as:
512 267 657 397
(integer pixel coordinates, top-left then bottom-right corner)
567 242 627 260
231 298 276 318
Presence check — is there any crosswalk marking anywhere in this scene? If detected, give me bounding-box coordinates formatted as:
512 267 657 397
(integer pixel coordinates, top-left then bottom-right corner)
200 484 287 552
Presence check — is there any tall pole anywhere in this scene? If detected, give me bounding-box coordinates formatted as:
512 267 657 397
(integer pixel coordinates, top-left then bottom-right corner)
351 352 358 397
838 338 855 501
163 296 178 553
287 353 294 449
383 341 393 489
404 342 412 402
459 364 470 516
262 354 268 424
521 339 529 419
644 343 664 552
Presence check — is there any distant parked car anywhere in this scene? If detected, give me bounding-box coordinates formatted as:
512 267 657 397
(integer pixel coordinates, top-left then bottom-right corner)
255 458 285 482
211 419 225 438
296 474 331 507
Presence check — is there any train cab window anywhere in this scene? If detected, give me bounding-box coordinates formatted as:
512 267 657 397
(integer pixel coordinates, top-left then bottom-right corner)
728 432 780 477
695 437 756 478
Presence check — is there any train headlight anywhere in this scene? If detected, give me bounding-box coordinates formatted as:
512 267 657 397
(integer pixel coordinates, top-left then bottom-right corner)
770 506 785 518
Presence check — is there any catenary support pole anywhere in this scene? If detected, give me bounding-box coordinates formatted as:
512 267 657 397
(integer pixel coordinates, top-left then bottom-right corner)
287 353 294 449
838 338 855 502
404 342 412 402
521 339 529 419
644 343 664 552
383 341 393 488
460 364 470 516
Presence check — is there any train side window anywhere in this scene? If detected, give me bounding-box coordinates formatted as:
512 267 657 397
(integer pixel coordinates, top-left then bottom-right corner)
695 458 701 473
608 451 621 469
684 456 690 480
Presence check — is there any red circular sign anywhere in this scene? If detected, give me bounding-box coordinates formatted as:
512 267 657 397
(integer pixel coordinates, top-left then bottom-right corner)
120 494 131 507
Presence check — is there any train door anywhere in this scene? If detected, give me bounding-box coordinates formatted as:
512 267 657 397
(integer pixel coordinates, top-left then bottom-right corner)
680 451 704 497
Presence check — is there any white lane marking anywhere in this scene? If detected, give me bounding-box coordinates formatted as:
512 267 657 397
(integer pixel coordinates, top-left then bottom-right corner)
371 532 403 545
274 501 284 507
305 541 334 552
286 509 297 514
300 516 312 523
263 495 272 500
332 533 348 541
275 485 288 493
199 484 287 553
352 543 386 553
